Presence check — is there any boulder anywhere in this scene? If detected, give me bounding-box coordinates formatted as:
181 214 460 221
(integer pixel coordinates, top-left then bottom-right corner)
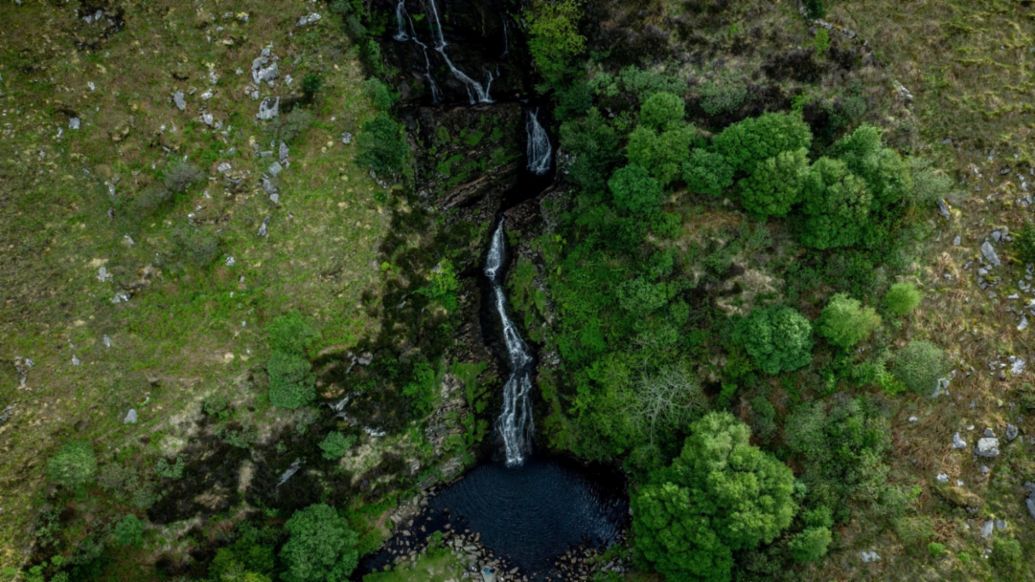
975 436 1000 458
981 241 1001 266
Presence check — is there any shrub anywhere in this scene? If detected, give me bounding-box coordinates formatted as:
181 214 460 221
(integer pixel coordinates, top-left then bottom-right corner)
990 537 1024 578
891 340 949 395
713 112 812 174
817 293 881 349
416 259 459 312
738 148 809 217
525 0 585 89
927 542 947 558
734 306 813 375
608 164 663 215
788 527 832 563
163 161 204 194
683 148 734 197
402 361 441 419
833 125 913 210
130 183 174 217
47 442 97 489
268 351 316 409
301 73 323 104
363 78 396 111
267 312 319 356
209 523 277 581
277 109 314 144
626 124 699 187
280 504 359 582
155 456 185 480
698 76 748 117
639 92 686 130
356 112 408 177
798 157 873 249
169 226 222 270
112 515 144 547
319 432 355 461
559 108 621 193
803 0 826 18
1015 222 1035 266
883 282 922 317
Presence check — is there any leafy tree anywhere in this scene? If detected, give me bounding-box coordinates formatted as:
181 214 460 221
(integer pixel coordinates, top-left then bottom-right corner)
632 413 797 580
788 527 832 563
47 441 97 489
268 351 315 409
798 157 873 249
209 523 277 582
356 112 408 177
683 148 734 197
817 293 881 349
833 124 913 210
608 165 663 215
559 108 621 193
112 514 144 547
626 124 699 187
883 282 922 317
713 112 812 174
280 504 359 582
416 259 459 312
738 148 809 217
698 76 748 117
632 365 708 445
734 306 813 375
891 340 949 394
525 0 585 89
319 432 355 461
639 92 686 130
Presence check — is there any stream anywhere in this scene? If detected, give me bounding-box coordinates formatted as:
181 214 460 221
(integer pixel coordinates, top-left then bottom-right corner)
356 1 628 577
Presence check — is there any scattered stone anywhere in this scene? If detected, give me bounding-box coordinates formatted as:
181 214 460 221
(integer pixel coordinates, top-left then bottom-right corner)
1006 424 1019 442
225 256 236 267
279 141 289 166
172 91 186 111
257 96 279 121
97 266 112 282
200 112 215 126
297 13 321 27
953 234 961 246
71 354 81 366
276 458 302 488
952 432 967 450
102 335 112 348
981 520 994 539
936 472 950 484
14 356 33 389
357 352 374 366
979 465 990 475
1019 315 1029 331
258 215 270 238
341 131 353 145
860 550 881 563
937 199 951 219
112 291 130 303
1009 356 1025 375
261 175 279 203
976 436 1000 458
0 405 14 427
123 409 137 424
981 241 1001 266
1027 497 1035 521
251 45 279 86
908 415 918 423
68 116 81 130
268 160 283 176
996 519 1007 531
984 427 995 438
217 161 232 174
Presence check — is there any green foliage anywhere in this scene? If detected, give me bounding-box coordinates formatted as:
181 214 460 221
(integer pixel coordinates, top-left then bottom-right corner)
319 432 355 461
268 312 319 356
525 0 585 89
683 148 734 197
363 78 396 111
163 161 204 194
990 537 1024 578
168 225 222 270
608 165 663 215
268 351 316 409
559 108 622 193
734 306 813 375
280 504 359 582
639 92 685 130
155 456 185 480
738 148 809 217
111 515 144 547
402 361 441 419
883 282 922 317
46 441 97 489
698 76 748 117
817 293 881 349
632 413 797 580
626 123 699 187
1015 222 1035 266
209 523 277 582
788 526 832 563
713 112 812 174
301 73 323 105
357 112 408 177
833 125 913 210
416 259 459 312
276 109 314 144
798 157 873 249
890 340 948 395
927 542 947 558
803 0 826 18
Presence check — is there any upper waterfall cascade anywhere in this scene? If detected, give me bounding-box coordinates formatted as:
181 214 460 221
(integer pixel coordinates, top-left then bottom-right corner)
485 220 534 466
526 109 552 175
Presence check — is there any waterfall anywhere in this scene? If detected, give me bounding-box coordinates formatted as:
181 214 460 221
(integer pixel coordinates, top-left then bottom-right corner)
407 16 442 103
393 0 409 41
425 0 494 104
485 220 534 466
526 109 552 175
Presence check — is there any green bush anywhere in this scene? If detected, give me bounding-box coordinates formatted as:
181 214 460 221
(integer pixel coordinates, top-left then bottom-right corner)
1015 222 1035 266
363 78 396 111
608 164 663 215
734 306 813 375
990 537 1024 578
301 73 323 105
277 109 314 144
883 282 922 317
169 226 222 270
626 124 699 187
632 412 797 580
713 112 812 174
559 108 621 193
280 504 359 582
698 76 748 117
155 456 185 480
788 526 832 563
319 432 355 461
798 157 873 249
927 542 947 558
817 293 881 349
803 0 826 18
111 515 144 547
162 161 204 194
268 312 319 356
891 340 949 395
130 183 174 217
47 442 97 489
208 523 277 581
639 92 686 130
525 0 585 89
416 259 459 312
683 148 734 197
738 148 809 217
356 112 408 177
268 351 316 409
402 361 441 419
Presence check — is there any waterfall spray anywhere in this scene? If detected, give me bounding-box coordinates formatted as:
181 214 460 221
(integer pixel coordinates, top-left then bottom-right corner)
425 0 494 104
526 109 552 175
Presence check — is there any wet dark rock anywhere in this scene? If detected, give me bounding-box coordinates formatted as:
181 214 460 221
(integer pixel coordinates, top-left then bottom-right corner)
1006 423 1019 442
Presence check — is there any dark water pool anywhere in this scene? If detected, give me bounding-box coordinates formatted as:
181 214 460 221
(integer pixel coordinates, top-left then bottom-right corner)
357 456 628 578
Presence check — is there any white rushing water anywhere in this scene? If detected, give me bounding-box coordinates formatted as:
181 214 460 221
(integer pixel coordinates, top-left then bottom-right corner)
485 220 534 466
393 0 409 41
526 109 552 175
425 0 494 104
394 0 441 103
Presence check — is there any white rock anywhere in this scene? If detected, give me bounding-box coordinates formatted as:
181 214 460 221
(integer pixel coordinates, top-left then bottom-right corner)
297 13 321 27
123 409 137 424
257 96 279 120
860 550 881 563
952 432 967 450
172 91 186 111
69 117 80 130
936 472 949 484
225 256 236 267
97 266 112 282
